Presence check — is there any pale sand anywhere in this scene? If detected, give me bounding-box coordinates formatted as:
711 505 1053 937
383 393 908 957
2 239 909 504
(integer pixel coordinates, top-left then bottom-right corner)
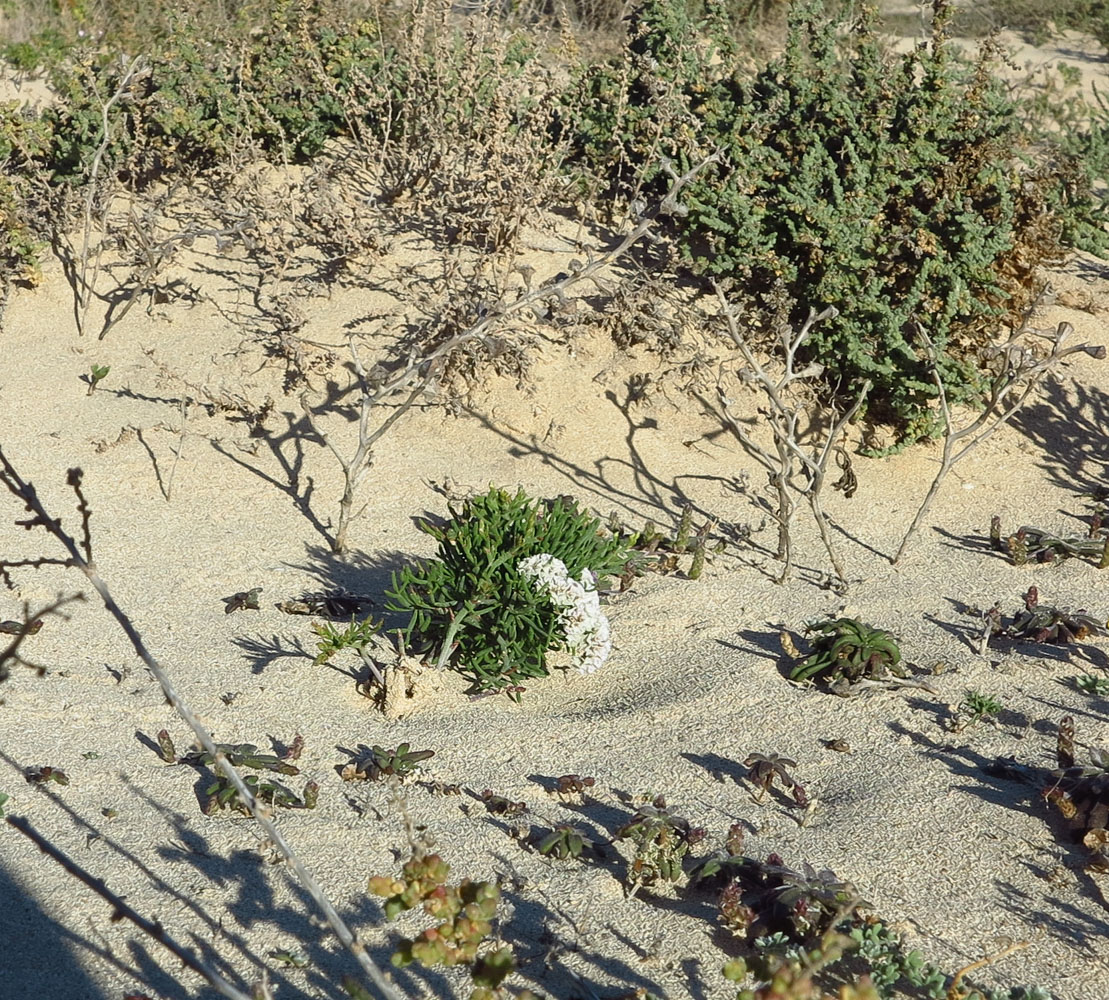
2 29 1109 1000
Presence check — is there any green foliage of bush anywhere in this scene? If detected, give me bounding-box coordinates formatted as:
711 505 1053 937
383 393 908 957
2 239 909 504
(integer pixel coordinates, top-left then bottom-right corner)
567 0 1073 447
387 487 631 694
41 8 387 182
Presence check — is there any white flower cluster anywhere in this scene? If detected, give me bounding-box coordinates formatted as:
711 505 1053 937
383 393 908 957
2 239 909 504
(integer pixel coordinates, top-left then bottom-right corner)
518 553 612 675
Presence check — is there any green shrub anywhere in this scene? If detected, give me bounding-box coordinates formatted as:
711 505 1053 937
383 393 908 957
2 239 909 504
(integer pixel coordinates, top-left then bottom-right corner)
567 0 1070 448
387 487 632 694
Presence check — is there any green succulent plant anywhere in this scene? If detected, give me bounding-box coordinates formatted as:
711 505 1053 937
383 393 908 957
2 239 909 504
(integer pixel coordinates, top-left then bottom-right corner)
791 618 904 685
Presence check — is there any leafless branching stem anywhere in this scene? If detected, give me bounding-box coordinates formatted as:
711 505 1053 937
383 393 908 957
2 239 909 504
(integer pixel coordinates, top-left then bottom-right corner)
893 321 1106 563
0 451 404 1000
302 153 721 554
75 55 143 337
712 282 869 587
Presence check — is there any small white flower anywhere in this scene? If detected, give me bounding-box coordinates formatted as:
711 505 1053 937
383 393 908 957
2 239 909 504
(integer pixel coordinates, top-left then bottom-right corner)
519 554 612 675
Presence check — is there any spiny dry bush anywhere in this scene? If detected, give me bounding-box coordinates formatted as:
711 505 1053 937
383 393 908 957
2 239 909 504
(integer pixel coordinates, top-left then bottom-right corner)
566 0 1095 450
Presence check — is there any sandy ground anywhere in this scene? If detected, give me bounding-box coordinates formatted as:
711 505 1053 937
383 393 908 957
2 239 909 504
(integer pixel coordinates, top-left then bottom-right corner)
3 16 1109 1000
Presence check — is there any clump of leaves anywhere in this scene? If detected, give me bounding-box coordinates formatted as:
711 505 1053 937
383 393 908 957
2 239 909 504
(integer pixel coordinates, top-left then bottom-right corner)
992 514 1109 568
24 765 68 786
951 690 1004 732
718 853 865 944
204 774 319 816
790 618 904 687
312 616 382 665
480 789 526 816
535 824 589 860
569 0 1073 447
388 487 631 693
340 743 435 782
555 773 595 800
222 587 262 614
607 505 725 587
744 752 808 806
985 587 1105 648
1073 674 1109 697
368 850 524 1000
616 797 706 893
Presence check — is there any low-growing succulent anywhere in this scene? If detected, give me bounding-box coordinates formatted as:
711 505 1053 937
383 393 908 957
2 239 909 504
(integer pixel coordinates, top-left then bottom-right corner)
718 853 865 944
480 789 526 816
616 798 705 892
535 823 588 860
340 743 434 782
992 514 1109 568
554 773 596 799
368 850 520 998
203 774 318 815
222 587 262 614
743 752 808 806
24 765 68 786
791 618 904 686
1073 674 1109 696
1044 715 1109 841
988 587 1105 647
607 505 725 586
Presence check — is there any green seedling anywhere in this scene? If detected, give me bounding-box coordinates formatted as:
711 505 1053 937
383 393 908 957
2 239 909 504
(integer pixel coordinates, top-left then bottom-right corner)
86 364 110 395
688 825 749 889
25 766 68 786
1073 674 1109 696
535 824 587 860
268 948 309 968
0 792 8 816
204 774 318 815
791 617 904 686
222 587 262 614
743 752 808 806
953 690 1004 732
340 743 434 782
312 616 382 665
992 514 1109 568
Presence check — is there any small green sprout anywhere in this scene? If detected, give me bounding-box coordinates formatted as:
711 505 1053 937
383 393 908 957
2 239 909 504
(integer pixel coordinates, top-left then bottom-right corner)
86 364 110 395
0 792 8 816
25 766 68 786
312 616 382 665
1073 674 1109 696
953 690 1004 732
536 824 587 860
340 743 435 782
743 752 808 806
